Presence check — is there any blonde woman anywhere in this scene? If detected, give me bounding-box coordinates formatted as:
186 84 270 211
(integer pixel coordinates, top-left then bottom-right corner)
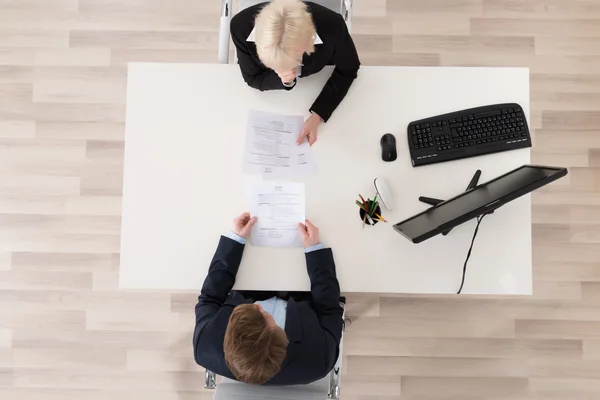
231 0 360 146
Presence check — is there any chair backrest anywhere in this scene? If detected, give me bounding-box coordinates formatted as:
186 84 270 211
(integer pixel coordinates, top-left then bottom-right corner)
214 375 330 400
239 0 344 14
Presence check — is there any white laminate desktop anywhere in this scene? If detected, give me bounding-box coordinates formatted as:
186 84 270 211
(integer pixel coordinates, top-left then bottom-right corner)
120 63 531 295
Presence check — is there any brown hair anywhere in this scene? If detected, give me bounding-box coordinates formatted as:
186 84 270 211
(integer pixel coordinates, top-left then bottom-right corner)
224 304 289 384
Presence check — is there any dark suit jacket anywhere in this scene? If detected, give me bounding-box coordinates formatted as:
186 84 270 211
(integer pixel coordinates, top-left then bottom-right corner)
230 1 360 122
193 236 343 385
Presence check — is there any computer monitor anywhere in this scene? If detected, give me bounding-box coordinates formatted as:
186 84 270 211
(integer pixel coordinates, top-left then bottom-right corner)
393 165 568 243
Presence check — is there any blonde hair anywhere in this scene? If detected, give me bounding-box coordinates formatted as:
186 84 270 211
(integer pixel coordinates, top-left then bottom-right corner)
254 0 316 71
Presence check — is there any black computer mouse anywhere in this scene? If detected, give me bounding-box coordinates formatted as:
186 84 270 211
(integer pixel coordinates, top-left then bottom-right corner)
380 133 397 162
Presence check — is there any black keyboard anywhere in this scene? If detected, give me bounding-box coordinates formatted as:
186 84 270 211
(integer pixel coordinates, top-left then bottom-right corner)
407 103 532 167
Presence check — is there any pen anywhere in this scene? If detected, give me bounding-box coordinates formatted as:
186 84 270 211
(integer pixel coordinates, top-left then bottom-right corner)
369 195 378 216
358 194 369 210
375 213 388 223
355 200 368 212
362 213 367 228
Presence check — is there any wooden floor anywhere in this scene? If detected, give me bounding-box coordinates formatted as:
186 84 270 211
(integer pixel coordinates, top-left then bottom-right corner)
1 0 599 399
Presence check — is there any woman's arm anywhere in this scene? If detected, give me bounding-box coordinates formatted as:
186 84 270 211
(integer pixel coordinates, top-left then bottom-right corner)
310 15 360 122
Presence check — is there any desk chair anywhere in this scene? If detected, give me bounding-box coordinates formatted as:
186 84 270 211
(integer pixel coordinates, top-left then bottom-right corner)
218 0 353 64
204 301 346 400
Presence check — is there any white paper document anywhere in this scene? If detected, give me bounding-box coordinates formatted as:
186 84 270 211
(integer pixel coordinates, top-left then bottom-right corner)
243 110 316 178
249 182 305 247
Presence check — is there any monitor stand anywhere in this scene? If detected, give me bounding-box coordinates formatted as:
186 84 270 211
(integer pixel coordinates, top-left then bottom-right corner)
418 169 493 236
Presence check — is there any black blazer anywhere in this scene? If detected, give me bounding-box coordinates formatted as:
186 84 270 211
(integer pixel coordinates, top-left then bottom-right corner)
193 236 344 385
230 1 360 122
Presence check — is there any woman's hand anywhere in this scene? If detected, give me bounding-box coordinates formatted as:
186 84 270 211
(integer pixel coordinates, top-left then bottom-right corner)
276 69 297 85
297 113 322 146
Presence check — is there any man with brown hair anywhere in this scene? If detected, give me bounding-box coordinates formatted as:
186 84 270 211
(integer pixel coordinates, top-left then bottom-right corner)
193 212 343 385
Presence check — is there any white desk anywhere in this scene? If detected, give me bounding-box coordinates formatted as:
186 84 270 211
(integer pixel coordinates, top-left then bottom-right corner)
120 63 531 295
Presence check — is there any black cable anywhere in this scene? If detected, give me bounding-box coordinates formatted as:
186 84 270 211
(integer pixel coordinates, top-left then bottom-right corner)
457 212 489 294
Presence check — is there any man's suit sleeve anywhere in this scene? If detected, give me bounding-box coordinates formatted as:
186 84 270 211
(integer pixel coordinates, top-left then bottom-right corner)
309 15 360 122
305 248 344 370
230 17 291 92
193 236 244 363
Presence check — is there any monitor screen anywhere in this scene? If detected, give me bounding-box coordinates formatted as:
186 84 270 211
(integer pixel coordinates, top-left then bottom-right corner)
393 165 568 243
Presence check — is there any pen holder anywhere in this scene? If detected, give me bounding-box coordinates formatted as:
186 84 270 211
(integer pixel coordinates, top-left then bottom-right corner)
359 200 381 226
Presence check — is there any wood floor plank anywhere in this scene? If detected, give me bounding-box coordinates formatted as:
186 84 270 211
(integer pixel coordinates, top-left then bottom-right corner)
344 335 582 359
400 376 529 398
483 0 600 19
0 120 35 139
471 18 600 37
33 48 111 67
393 34 534 54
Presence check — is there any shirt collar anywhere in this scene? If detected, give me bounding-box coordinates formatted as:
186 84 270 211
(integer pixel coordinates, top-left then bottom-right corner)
246 27 323 44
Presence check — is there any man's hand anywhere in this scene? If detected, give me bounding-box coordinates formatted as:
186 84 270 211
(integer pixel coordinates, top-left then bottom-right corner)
297 113 321 146
233 212 257 239
297 219 320 248
275 69 296 85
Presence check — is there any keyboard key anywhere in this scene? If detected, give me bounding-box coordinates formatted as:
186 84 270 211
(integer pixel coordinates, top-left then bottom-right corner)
423 123 430 128
475 110 501 118
449 118 457 123
442 120 448 125
438 126 444 131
